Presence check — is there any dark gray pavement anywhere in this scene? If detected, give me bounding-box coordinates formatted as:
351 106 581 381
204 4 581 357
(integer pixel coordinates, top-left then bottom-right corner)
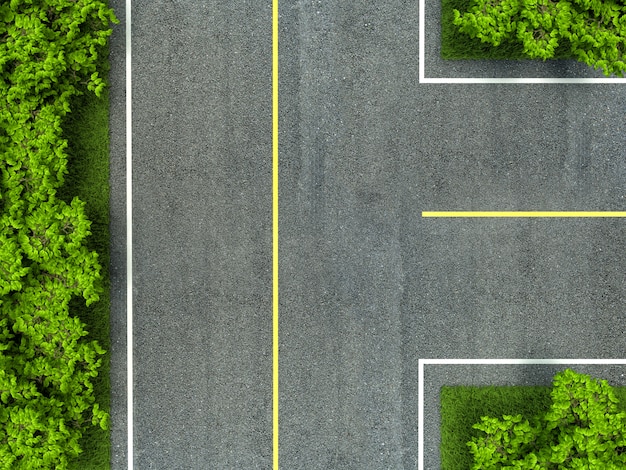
109 1 272 468
108 1 626 468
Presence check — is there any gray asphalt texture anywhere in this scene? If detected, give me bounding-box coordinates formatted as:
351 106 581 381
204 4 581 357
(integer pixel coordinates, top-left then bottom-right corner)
107 1 626 469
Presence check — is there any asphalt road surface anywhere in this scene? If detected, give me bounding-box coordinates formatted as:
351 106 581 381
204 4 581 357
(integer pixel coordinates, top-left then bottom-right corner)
108 1 626 468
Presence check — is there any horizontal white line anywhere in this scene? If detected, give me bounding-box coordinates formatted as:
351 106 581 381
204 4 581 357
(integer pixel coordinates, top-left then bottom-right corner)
420 358 626 365
420 77 626 84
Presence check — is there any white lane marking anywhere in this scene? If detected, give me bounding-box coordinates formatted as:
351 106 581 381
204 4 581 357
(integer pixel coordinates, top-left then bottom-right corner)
126 0 133 468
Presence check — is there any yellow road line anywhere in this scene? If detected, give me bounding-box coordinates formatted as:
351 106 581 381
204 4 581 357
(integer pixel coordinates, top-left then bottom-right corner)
272 1 279 469
422 211 626 218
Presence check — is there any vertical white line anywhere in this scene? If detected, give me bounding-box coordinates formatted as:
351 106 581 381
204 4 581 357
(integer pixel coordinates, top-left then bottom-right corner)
418 0 425 83
418 359 424 470
125 0 133 468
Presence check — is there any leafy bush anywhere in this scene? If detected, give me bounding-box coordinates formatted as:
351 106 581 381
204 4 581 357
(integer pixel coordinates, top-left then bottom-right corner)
453 0 626 76
468 369 626 469
0 0 118 467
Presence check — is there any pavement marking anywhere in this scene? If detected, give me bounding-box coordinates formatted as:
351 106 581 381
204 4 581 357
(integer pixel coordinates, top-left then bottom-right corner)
273 0 279 468
418 0 426 81
422 211 626 217
125 0 134 468
418 0 626 84
418 358 626 470
419 77 626 84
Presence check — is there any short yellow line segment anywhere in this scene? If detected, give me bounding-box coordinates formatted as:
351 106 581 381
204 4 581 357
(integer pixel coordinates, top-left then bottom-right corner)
422 211 626 218
272 1 279 469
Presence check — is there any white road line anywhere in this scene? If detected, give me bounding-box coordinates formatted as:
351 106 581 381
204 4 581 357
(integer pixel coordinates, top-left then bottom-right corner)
418 358 626 470
125 0 133 468
421 77 626 84
421 358 626 365
418 360 425 470
418 0 626 84
418 0 425 83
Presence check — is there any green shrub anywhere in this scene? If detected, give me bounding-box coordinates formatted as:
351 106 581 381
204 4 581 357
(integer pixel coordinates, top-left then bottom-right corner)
0 0 118 467
453 0 626 76
468 369 626 469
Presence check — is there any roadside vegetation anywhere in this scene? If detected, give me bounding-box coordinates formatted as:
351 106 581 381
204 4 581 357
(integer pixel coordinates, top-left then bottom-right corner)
443 0 626 77
60 47 113 470
441 369 626 469
0 0 117 468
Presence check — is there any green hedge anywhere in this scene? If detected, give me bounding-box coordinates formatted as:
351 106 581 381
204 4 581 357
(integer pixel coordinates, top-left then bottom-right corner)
441 370 626 469
443 0 626 76
0 1 117 468
441 0 544 59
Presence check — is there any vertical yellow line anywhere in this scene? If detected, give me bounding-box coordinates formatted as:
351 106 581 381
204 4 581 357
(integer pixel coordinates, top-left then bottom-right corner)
272 0 279 469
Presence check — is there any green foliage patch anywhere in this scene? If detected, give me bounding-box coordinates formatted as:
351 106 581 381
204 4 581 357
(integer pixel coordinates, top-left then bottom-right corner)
0 0 118 468
444 0 626 76
441 0 544 59
441 370 626 469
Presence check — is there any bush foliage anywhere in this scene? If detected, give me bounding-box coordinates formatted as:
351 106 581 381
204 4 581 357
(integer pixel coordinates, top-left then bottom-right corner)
0 0 117 467
453 0 626 76
468 369 626 469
